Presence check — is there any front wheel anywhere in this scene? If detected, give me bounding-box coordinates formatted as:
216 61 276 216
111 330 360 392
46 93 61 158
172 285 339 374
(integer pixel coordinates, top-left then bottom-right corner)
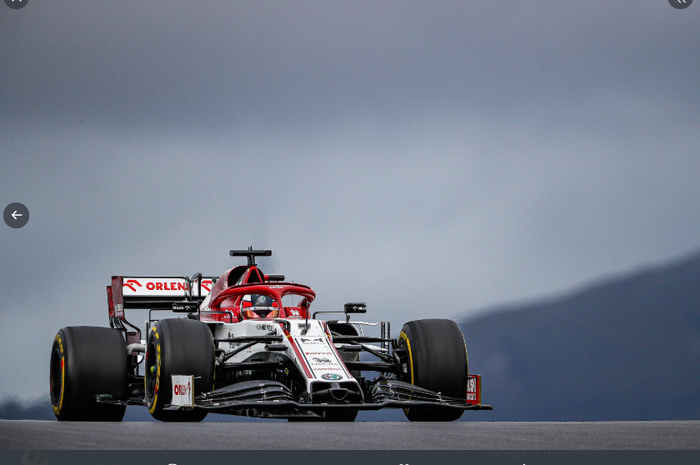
398 318 468 422
145 318 215 422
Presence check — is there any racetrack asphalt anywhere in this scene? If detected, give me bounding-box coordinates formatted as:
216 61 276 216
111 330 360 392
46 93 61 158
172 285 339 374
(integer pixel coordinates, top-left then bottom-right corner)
1 420 699 450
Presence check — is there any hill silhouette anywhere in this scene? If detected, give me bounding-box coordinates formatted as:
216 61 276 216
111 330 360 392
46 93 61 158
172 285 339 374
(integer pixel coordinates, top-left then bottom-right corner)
460 251 700 420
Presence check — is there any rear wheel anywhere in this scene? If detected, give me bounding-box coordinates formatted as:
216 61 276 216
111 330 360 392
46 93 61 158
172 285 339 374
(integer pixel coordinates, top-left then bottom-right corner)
398 318 468 422
145 318 215 422
50 326 128 421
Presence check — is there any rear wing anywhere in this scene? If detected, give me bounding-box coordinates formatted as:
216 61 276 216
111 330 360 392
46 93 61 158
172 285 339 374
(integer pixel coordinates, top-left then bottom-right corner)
108 276 216 315
107 275 216 343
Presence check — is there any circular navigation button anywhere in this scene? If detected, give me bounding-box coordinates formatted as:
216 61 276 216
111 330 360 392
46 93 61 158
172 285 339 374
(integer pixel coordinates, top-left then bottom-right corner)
4 202 29 229
669 0 693 9
4 0 28 10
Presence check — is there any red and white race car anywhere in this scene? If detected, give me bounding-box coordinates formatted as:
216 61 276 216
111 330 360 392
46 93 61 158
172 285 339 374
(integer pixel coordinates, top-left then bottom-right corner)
50 248 491 421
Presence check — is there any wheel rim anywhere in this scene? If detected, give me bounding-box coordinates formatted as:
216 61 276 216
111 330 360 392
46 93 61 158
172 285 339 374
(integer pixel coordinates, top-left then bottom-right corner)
145 339 158 401
49 345 63 406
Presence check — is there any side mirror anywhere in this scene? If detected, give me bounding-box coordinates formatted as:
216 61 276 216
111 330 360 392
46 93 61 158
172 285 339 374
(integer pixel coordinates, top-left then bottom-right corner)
172 302 200 313
344 302 367 314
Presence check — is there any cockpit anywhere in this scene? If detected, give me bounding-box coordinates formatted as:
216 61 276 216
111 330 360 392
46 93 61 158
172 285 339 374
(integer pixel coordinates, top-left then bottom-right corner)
240 294 280 319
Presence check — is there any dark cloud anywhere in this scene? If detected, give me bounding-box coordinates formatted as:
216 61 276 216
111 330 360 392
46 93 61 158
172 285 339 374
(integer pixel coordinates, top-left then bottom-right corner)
2 1 698 128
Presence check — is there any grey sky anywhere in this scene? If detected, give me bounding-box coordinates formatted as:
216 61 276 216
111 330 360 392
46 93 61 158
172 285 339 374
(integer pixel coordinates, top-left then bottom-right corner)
1 1 699 401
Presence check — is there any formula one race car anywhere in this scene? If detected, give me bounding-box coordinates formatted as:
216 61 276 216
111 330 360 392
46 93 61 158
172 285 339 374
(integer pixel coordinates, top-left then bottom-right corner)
49 248 491 422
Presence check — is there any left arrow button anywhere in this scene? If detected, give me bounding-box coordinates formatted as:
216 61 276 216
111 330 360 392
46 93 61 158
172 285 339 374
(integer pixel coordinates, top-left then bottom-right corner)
4 203 29 228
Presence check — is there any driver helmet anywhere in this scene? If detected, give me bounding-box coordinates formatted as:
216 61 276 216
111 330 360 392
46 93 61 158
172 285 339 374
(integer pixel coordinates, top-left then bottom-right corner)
241 294 279 319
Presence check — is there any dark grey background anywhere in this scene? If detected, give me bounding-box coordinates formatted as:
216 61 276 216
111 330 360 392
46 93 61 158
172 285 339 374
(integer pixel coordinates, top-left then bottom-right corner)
1 1 699 407
3 449 700 465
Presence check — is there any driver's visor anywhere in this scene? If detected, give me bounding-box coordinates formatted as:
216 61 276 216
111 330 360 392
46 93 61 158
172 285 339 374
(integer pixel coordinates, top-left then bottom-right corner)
242 300 279 308
242 308 280 319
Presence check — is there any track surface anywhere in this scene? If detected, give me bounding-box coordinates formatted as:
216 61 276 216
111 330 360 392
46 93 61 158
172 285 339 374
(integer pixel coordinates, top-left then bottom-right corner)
1 420 699 449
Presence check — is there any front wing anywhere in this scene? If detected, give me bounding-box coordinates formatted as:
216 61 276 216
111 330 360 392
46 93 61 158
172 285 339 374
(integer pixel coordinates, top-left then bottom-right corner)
164 379 493 417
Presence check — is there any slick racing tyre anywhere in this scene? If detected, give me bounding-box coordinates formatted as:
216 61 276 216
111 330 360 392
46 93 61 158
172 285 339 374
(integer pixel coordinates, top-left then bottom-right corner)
145 318 214 422
398 319 468 422
50 326 128 421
